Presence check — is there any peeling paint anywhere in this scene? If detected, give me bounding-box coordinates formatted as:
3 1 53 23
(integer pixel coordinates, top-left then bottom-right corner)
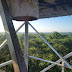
6 0 72 19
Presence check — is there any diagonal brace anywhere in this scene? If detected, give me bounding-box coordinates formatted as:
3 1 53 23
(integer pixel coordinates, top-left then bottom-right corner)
41 52 72 72
29 56 62 66
0 23 25 50
29 22 72 69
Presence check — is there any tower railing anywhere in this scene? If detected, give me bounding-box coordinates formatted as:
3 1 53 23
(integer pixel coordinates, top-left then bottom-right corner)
0 22 72 72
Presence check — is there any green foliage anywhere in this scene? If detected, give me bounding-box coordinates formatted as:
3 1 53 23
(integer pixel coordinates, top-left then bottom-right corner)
0 32 72 72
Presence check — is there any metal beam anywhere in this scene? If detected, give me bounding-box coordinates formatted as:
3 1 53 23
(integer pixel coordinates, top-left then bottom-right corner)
41 52 72 72
0 52 71 69
0 39 7 50
0 0 27 72
0 60 12 68
0 23 25 50
62 61 64 72
29 56 62 66
25 21 29 71
0 56 25 68
16 22 25 33
29 22 72 69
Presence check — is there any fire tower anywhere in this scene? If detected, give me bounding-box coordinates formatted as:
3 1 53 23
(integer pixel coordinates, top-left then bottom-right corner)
0 0 72 72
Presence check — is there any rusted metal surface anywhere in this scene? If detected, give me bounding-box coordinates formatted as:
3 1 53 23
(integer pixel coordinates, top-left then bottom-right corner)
6 0 72 20
8 0 39 21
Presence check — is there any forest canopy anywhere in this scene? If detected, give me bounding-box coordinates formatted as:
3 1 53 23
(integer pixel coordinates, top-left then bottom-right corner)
0 32 72 72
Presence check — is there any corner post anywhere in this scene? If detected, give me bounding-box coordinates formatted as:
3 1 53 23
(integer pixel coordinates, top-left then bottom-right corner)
0 0 27 72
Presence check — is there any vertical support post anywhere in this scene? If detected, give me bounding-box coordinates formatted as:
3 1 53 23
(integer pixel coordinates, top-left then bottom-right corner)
0 0 27 72
25 21 28 71
62 61 64 72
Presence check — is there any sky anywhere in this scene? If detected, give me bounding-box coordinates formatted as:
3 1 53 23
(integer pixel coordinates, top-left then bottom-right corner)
0 15 72 32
